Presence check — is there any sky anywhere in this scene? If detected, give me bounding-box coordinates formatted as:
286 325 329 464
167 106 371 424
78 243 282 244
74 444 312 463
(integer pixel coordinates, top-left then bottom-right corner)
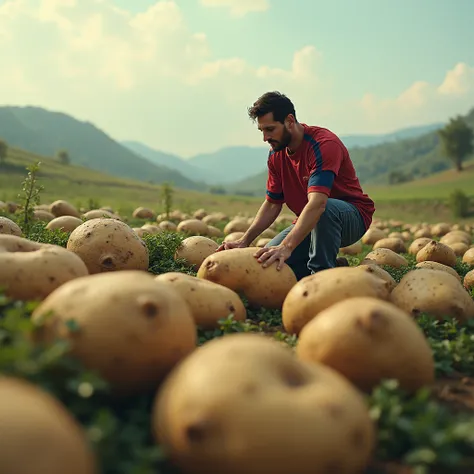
0 0 473 158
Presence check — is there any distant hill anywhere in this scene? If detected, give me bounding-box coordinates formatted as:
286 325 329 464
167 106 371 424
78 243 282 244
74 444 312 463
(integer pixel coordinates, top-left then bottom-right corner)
122 123 444 186
121 140 222 184
229 108 474 195
0 106 204 191
338 122 444 149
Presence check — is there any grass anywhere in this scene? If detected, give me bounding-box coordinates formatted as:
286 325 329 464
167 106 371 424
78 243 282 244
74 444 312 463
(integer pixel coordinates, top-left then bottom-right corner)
1 180 474 474
1 146 474 224
365 160 474 201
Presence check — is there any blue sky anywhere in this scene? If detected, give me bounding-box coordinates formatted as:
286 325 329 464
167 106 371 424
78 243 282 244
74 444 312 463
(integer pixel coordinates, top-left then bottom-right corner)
0 0 473 156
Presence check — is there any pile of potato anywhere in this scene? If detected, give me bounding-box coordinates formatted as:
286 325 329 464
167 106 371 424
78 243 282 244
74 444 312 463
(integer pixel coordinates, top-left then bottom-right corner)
0 201 474 474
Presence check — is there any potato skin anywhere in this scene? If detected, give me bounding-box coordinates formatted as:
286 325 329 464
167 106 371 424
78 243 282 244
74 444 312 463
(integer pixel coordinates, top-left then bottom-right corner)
155 272 246 329
296 297 435 392
197 247 297 309
0 235 89 301
66 218 149 274
0 376 98 474
282 267 391 335
46 216 83 233
31 271 197 395
372 237 406 254
464 270 474 291
49 200 81 218
362 248 408 268
415 261 461 281
463 248 474 266
354 264 397 291
390 269 474 322
174 236 219 271
152 333 375 474
0 216 22 236
416 240 457 267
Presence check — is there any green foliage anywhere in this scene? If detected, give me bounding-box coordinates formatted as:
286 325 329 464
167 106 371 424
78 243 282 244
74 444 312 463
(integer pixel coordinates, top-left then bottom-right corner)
160 182 174 219
16 161 44 236
388 170 413 185
56 148 70 165
438 116 474 172
416 316 474 376
449 189 472 218
24 220 71 246
142 231 192 275
368 379 474 472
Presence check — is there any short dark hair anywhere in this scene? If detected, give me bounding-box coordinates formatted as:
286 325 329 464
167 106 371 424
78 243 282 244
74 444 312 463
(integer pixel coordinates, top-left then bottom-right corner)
247 91 297 123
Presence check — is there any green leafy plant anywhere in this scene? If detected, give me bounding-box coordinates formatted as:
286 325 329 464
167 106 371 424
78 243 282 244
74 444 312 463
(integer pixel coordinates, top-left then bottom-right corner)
16 161 44 237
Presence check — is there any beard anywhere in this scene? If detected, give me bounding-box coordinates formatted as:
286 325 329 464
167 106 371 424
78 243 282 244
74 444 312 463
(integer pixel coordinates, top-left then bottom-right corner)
269 126 292 152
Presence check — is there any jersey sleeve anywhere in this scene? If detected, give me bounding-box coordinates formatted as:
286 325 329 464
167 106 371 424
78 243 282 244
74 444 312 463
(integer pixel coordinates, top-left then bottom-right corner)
307 140 343 195
265 152 285 204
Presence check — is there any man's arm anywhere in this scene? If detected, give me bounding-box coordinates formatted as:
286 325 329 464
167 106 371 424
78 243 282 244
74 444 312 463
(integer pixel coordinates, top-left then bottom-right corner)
241 199 282 245
280 191 327 251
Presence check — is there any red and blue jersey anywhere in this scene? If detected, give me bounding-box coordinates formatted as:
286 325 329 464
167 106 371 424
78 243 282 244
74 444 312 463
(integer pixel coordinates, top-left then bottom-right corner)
265 123 375 230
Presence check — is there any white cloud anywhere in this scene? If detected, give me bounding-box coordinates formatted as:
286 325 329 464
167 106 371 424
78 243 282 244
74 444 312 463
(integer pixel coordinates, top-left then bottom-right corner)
199 0 269 17
0 0 472 158
350 62 474 134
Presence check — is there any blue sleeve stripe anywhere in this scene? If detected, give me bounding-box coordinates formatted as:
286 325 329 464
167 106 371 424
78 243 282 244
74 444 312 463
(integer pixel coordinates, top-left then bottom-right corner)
266 190 284 200
308 170 335 189
303 134 323 174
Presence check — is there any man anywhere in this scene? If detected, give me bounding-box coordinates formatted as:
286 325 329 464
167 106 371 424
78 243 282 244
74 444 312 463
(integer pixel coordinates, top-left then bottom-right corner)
217 91 375 281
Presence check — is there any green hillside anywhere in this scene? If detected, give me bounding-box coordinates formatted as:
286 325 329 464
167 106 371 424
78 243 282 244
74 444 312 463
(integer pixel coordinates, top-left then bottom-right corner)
0 146 262 217
231 107 474 195
366 159 474 201
1 143 473 225
0 106 205 191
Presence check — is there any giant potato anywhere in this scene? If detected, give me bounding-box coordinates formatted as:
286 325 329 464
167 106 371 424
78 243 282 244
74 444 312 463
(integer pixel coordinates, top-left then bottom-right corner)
49 200 81 218
372 237 406 254
31 271 197 395
0 216 22 236
66 218 149 274
197 247 297 309
46 216 83 233
0 376 98 474
416 240 457 267
464 270 474 291
282 267 391 335
390 269 474 322
408 238 432 255
0 234 89 301
296 297 435 393
415 261 461 282
362 248 408 268
354 264 397 292
155 272 246 328
152 333 375 474
175 236 219 271
463 248 474 266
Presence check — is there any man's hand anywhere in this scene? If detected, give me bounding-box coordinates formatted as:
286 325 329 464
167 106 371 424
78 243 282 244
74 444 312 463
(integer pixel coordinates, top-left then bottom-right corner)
216 239 247 252
253 244 292 271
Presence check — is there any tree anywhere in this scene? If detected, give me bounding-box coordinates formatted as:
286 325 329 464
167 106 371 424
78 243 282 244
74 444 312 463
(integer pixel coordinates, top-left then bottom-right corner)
56 149 70 165
437 116 473 171
0 139 7 165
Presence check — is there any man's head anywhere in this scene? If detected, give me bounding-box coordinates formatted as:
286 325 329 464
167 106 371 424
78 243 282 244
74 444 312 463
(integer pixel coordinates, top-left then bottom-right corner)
247 91 297 152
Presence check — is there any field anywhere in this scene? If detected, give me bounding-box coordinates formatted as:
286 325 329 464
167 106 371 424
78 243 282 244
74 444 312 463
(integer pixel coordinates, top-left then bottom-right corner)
1 179 474 474
1 146 474 224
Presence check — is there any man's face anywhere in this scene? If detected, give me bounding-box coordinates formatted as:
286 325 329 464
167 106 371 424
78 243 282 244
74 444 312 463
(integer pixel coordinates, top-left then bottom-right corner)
257 112 292 152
